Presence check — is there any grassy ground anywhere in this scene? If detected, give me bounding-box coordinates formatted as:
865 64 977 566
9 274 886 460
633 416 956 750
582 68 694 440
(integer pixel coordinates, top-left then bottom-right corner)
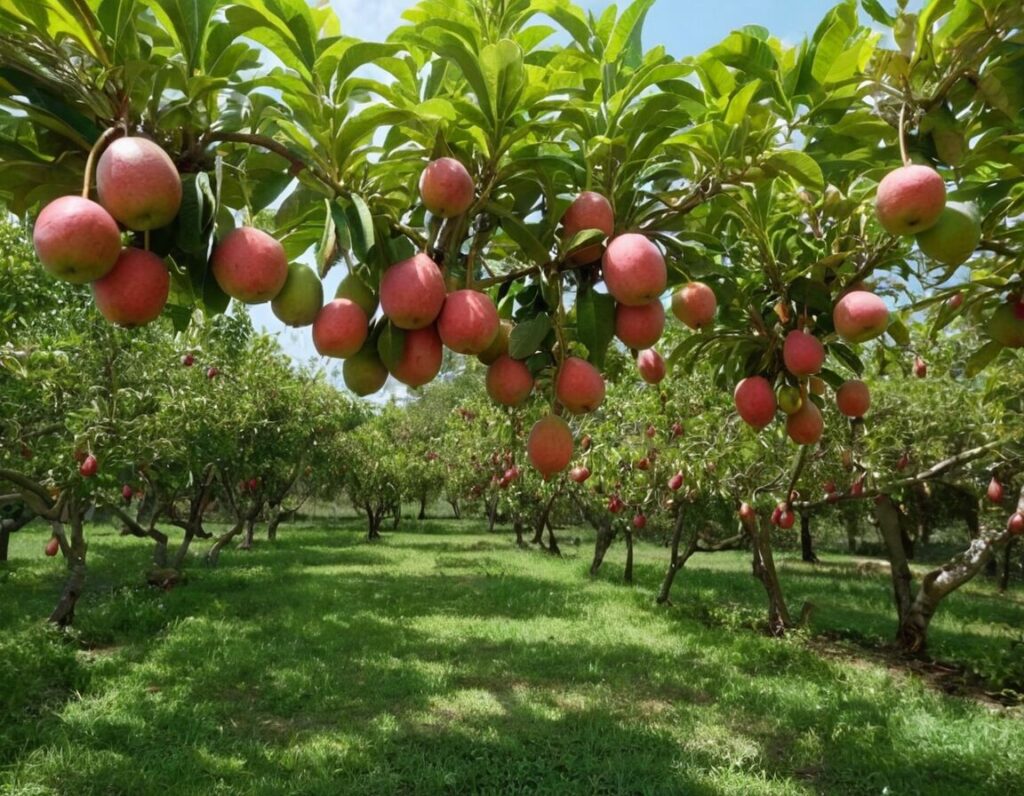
2 518 1023 795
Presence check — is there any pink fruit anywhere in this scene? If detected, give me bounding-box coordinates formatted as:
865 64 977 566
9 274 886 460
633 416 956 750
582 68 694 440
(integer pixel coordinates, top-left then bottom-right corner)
897 453 910 471
824 480 836 494
96 136 182 230
671 282 717 330
782 330 825 376
32 196 121 283
602 234 666 306
947 292 963 310
668 473 684 491
608 495 624 514
1008 513 1024 535
615 300 664 349
181 353 194 367
913 356 927 378
987 477 1003 504
580 435 592 452
437 289 500 354
875 164 946 235
312 299 368 358
633 514 647 530
419 157 475 218
380 253 446 330
734 376 777 429
645 424 657 439
527 414 573 479
79 454 98 478
778 510 795 530
211 227 288 303
390 325 443 388
485 355 534 406
671 422 684 438
206 367 219 379
92 247 169 327
556 357 606 414
739 503 756 523
569 466 591 484
850 478 865 497
786 400 823 445
833 290 889 343
835 380 871 418
562 191 614 264
636 349 666 384
122 484 133 502
636 457 650 471
45 537 60 557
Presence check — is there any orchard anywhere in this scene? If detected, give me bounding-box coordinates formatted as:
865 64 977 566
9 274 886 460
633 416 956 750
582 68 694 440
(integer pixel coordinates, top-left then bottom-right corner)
2 0 1024 792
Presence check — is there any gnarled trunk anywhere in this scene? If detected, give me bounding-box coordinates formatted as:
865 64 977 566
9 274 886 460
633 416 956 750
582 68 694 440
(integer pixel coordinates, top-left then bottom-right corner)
448 499 460 519
0 508 34 562
513 520 525 548
418 494 428 520
874 496 914 623
998 538 1017 593
742 513 792 636
800 512 819 563
623 530 634 584
546 521 560 556
49 501 86 627
657 508 694 604
207 520 245 566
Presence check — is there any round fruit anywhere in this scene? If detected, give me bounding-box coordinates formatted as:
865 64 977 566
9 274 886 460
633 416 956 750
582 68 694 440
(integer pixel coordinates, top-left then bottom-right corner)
987 301 1024 348
312 299 368 358
808 376 827 396
96 136 182 230
419 157 475 218
777 385 803 416
778 510 796 530
668 473 684 491
633 514 647 530
739 503 756 523
556 357 606 414
343 343 389 396
211 227 288 303
636 349 666 384
836 380 871 418
486 355 534 406
913 356 927 379
833 290 889 343
615 300 664 349
380 253 446 330
336 271 379 317
875 164 946 235
390 325 443 388
915 201 981 267
734 376 777 429
478 321 511 365
45 537 60 557
272 263 323 327
562 191 614 264
527 414 573 479
602 234 666 306
671 282 717 330
569 466 591 484
79 454 98 478
786 400 824 445
1008 513 1024 536
987 477 1003 504
437 289 500 354
782 330 825 376
91 247 169 327
32 196 121 283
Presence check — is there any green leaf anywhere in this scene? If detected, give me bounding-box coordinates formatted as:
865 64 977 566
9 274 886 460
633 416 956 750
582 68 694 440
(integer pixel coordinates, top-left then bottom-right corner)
376 323 406 372
605 0 656 69
886 316 911 346
861 0 894 26
480 39 525 126
765 151 824 192
828 342 864 376
576 288 615 368
485 202 551 264
561 228 606 258
316 198 337 277
508 313 552 360
965 340 1002 378
344 194 375 262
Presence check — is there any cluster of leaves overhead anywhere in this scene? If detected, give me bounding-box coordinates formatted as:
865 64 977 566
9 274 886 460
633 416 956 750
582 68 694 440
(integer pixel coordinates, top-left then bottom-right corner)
0 0 1021 378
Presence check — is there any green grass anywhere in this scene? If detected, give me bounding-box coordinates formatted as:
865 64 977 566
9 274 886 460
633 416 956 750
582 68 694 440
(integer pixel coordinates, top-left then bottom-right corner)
2 519 1023 795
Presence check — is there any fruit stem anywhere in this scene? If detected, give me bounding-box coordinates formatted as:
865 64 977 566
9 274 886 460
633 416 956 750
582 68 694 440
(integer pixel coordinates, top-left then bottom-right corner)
897 103 911 168
81 127 124 199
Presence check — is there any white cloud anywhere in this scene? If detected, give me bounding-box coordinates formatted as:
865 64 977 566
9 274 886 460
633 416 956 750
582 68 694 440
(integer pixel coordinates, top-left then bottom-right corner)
331 0 414 42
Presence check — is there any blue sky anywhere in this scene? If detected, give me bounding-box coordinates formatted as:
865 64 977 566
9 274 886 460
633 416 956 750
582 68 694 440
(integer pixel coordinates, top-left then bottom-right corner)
250 1 910 391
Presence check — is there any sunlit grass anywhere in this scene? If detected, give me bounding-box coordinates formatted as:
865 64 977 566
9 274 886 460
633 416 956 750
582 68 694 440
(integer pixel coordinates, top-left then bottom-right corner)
2 520 1022 795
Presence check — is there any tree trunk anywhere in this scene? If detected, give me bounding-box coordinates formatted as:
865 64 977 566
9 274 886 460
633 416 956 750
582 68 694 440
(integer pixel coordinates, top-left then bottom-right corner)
844 509 859 553
171 530 194 570
449 499 461 519
590 523 615 575
998 538 1016 593
238 517 256 550
267 505 281 541
418 494 427 520
392 501 402 530
367 502 383 540
206 520 244 566
487 497 497 532
513 520 526 548
0 525 8 562
546 521 560 556
875 496 915 624
49 502 86 627
656 508 694 604
623 530 634 584
743 513 792 636
911 483 930 546
800 512 819 563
